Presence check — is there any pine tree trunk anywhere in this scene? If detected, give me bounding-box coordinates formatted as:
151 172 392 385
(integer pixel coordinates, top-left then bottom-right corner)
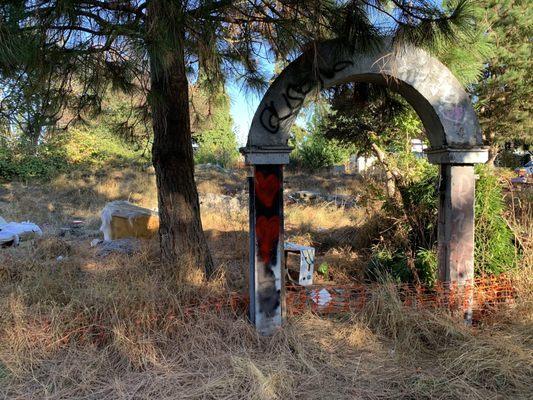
147 4 214 279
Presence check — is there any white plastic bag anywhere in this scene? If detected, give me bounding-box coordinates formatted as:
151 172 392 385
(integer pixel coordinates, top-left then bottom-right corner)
0 221 42 247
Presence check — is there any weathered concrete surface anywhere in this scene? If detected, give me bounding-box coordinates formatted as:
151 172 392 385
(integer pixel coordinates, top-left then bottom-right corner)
426 147 488 164
100 201 159 241
244 38 482 155
437 165 475 284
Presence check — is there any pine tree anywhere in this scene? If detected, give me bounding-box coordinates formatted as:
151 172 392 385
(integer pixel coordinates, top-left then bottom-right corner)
472 0 532 163
191 87 238 168
0 1 474 279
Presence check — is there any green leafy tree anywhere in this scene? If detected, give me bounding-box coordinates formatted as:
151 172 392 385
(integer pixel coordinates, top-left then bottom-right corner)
322 84 422 197
0 0 477 278
298 106 354 170
474 164 518 273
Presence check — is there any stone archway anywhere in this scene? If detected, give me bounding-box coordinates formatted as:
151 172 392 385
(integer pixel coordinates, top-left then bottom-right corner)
241 39 488 335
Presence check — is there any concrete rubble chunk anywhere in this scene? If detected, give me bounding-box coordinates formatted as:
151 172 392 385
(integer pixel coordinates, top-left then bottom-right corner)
287 191 357 208
195 163 227 173
100 201 159 241
199 193 244 213
94 238 141 257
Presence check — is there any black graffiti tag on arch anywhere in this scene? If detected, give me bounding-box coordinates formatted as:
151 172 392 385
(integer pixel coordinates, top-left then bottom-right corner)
259 60 354 134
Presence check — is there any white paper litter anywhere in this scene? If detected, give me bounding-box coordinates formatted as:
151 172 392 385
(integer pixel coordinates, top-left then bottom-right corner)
310 288 332 307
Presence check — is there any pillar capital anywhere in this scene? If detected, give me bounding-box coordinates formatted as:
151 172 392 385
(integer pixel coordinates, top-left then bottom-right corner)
240 145 292 165
425 146 489 165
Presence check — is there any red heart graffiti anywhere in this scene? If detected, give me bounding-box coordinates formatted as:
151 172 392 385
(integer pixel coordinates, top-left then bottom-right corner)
255 171 280 208
256 216 280 265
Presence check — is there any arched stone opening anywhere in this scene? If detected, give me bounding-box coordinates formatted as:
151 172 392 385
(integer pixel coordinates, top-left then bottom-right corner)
241 39 488 335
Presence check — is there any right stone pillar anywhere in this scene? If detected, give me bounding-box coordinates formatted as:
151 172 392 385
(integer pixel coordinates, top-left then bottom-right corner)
437 164 475 284
426 147 489 289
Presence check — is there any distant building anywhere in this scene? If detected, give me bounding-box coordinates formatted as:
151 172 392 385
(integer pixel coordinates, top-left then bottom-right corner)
349 154 377 173
411 138 428 158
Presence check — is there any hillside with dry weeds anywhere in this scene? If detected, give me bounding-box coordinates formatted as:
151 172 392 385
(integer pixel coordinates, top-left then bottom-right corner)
0 165 532 399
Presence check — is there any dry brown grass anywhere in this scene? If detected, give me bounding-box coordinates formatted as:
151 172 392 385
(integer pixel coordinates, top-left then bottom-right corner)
0 241 531 399
0 166 531 399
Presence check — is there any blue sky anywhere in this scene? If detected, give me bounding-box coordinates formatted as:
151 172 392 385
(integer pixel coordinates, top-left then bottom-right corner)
227 80 265 147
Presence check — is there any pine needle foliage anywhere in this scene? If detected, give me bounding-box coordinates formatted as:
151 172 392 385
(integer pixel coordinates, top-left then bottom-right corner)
471 0 532 149
0 1 480 137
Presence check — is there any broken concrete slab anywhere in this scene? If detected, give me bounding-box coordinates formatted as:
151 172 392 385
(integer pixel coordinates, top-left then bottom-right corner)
100 201 159 241
199 193 244 213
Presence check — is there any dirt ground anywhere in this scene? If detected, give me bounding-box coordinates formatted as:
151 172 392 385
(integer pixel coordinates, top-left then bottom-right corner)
0 165 531 399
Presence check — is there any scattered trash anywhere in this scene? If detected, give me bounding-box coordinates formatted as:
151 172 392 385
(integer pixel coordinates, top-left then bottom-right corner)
512 161 533 186
90 238 103 247
0 219 43 247
511 176 528 185
284 242 315 286
331 164 346 174
100 201 159 241
309 288 332 307
59 219 86 237
317 263 330 280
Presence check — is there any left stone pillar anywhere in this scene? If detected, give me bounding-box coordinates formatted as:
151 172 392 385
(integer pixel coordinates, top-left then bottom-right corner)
242 146 291 335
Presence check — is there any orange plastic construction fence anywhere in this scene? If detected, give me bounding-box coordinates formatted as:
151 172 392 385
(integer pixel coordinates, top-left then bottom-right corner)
286 275 516 320
182 275 517 323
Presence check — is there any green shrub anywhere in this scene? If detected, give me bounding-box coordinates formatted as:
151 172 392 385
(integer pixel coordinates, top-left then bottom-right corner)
474 164 518 274
0 140 68 181
0 124 147 182
367 157 517 284
367 247 438 286
193 104 239 168
297 132 353 170
194 114 239 168
64 126 147 167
